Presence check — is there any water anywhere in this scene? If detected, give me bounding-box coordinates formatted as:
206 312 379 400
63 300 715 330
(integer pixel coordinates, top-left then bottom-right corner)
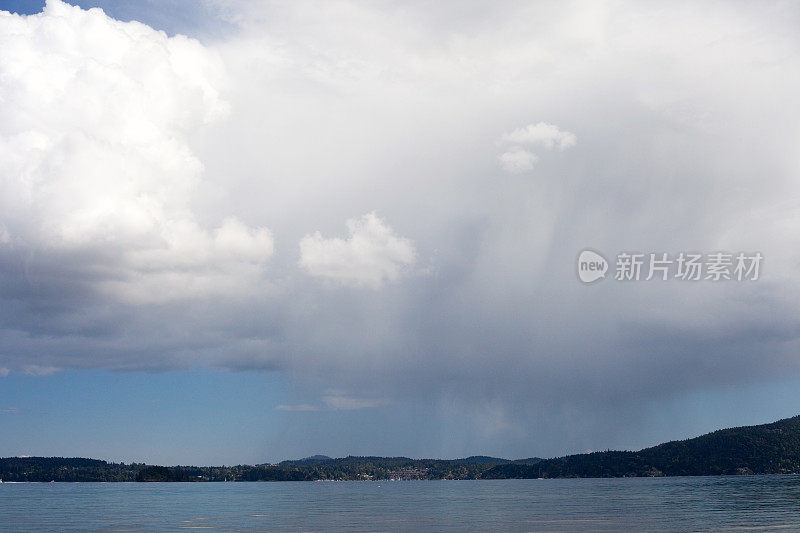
2 476 800 532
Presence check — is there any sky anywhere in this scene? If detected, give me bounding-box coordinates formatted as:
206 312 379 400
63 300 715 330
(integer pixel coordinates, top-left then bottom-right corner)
0 0 800 466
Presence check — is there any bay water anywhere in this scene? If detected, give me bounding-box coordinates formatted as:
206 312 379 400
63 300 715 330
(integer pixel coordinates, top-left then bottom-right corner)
2 475 800 531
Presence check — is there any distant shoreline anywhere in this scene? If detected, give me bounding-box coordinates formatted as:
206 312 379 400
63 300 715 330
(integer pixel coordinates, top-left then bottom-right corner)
4 414 800 482
4 473 800 484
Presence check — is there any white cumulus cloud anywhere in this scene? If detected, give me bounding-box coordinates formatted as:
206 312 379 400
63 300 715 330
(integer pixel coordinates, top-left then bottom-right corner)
497 147 539 174
497 122 576 174
299 213 415 289
0 0 273 303
500 122 577 150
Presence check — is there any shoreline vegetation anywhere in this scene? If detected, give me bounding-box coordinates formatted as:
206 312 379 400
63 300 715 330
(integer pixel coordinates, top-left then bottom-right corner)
3 415 800 482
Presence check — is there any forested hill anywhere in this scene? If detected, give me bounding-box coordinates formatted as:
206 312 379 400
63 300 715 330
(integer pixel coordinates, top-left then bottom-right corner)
0 455 515 482
4 415 800 481
0 457 140 482
482 415 800 479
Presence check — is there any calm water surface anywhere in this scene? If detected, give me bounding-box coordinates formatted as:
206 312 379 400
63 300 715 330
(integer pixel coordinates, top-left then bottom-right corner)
2 476 800 532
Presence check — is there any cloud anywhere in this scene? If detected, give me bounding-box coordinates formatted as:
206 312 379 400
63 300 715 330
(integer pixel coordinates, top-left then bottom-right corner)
0 367 9 377
23 365 60 376
299 213 416 289
276 393 385 412
2 0 800 457
275 404 320 412
500 122 577 151
496 122 575 174
497 148 539 174
0 0 273 304
0 407 20 414
321 393 385 411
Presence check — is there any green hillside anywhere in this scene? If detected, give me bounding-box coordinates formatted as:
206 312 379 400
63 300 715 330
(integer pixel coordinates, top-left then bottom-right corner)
482 415 800 478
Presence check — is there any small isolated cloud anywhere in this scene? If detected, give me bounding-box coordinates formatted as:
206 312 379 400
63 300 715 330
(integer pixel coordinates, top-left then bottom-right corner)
500 122 577 150
322 393 385 410
299 213 415 289
0 367 9 377
275 404 320 412
497 147 539 173
276 393 384 412
496 122 575 174
23 365 59 376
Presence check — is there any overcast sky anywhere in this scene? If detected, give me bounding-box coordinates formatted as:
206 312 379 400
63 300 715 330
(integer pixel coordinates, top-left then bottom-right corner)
1 0 800 465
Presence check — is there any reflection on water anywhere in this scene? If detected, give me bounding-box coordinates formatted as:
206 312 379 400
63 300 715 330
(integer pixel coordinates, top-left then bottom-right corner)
2 475 800 532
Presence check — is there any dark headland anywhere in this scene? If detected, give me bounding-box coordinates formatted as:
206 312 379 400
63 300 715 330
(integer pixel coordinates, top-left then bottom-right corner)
3 415 800 482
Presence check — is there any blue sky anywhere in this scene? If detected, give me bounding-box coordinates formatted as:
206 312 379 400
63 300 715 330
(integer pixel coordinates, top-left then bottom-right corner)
1 0 800 465
0 0 228 37
4 369 800 465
